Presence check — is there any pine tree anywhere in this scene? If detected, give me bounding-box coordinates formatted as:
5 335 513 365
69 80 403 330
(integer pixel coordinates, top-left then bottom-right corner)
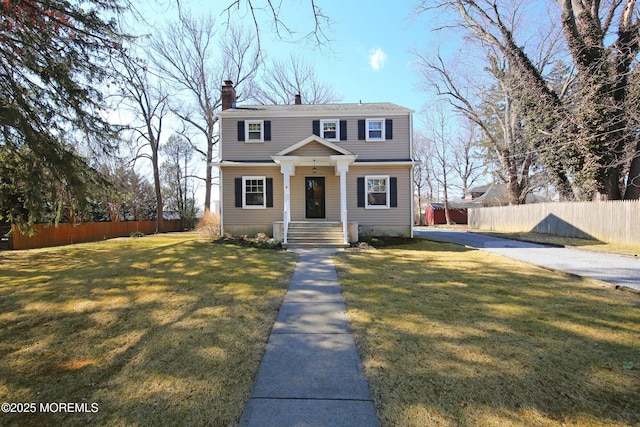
0 0 128 227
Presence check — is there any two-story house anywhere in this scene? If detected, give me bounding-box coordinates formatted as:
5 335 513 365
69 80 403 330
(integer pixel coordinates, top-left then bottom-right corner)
217 80 414 248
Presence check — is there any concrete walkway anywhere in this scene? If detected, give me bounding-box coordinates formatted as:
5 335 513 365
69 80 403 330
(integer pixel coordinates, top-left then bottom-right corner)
239 249 379 427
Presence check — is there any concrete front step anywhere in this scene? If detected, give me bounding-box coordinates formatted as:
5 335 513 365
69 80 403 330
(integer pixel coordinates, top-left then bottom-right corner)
284 242 350 249
285 221 348 249
288 223 342 229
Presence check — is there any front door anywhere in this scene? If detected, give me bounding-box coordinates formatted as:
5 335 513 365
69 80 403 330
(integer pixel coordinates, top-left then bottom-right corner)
305 177 325 218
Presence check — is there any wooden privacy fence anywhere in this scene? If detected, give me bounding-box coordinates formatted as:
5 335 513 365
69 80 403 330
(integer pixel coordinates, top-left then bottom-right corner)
8 220 183 250
468 200 640 246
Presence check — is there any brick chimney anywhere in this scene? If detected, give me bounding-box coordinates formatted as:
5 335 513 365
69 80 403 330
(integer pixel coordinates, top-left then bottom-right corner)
295 94 302 105
221 80 236 111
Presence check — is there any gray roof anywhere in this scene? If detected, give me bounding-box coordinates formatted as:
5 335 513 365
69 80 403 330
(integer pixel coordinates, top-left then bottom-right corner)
219 102 413 116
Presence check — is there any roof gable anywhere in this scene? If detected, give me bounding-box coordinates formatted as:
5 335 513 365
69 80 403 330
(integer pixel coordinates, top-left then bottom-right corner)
275 135 354 157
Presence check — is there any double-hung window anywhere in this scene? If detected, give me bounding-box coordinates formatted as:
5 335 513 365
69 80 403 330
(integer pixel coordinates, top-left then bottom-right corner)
321 119 339 141
243 176 266 208
366 118 385 141
366 175 389 208
245 120 264 142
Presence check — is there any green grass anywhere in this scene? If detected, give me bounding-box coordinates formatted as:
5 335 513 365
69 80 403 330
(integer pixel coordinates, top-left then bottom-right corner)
0 233 296 426
335 240 640 427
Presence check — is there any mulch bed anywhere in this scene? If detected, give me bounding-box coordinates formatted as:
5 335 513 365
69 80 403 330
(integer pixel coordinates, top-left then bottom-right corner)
214 235 417 250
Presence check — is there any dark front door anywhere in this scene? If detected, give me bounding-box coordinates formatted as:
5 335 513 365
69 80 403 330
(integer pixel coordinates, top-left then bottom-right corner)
305 177 325 218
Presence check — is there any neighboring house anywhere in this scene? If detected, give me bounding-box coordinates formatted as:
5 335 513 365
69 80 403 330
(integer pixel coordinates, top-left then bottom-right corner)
216 81 415 247
466 183 549 207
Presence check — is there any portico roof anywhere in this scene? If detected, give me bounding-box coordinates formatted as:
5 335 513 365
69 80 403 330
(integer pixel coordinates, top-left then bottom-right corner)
274 135 354 157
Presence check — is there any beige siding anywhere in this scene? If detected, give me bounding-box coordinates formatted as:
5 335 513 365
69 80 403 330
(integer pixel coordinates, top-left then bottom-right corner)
221 166 282 236
221 114 411 161
347 165 413 236
221 164 412 237
290 141 342 157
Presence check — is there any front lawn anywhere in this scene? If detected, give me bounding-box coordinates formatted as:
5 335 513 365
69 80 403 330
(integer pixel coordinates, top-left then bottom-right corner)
0 233 296 426
335 240 640 427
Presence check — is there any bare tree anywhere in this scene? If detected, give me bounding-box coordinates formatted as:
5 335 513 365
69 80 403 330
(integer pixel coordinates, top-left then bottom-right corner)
222 0 332 48
161 134 196 228
413 130 435 225
117 53 168 232
254 53 342 104
151 15 261 212
416 0 640 200
416 51 539 204
451 119 484 198
424 106 456 224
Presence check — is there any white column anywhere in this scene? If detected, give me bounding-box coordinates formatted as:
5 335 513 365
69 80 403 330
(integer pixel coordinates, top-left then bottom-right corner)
280 161 295 244
334 158 352 245
340 168 348 244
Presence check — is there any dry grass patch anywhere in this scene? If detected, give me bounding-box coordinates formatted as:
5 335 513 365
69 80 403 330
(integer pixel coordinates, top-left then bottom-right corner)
474 230 640 257
0 233 296 426
334 240 640 427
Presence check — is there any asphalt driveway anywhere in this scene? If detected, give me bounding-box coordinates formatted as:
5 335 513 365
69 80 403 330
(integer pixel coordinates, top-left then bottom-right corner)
413 227 640 293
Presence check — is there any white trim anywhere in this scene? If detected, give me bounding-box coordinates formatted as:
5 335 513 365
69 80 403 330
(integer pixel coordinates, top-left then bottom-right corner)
217 103 414 118
365 175 390 209
320 118 340 141
215 161 278 167
219 168 224 234
353 161 414 166
245 120 264 143
365 118 385 142
409 111 415 238
242 176 267 209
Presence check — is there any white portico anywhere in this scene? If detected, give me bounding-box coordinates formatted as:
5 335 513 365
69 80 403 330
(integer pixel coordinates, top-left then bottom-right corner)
272 135 357 245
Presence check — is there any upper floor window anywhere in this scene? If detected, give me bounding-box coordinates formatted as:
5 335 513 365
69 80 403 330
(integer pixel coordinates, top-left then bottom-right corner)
358 118 392 141
238 120 271 142
246 120 264 142
366 119 385 141
321 119 339 141
313 119 346 141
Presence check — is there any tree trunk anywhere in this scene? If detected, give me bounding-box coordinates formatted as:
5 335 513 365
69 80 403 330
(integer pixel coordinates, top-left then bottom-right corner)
442 172 451 225
204 144 212 213
624 142 640 199
151 139 163 233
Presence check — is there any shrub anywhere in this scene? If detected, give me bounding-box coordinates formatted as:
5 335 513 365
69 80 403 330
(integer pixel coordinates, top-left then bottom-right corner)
130 231 145 238
196 211 221 238
369 237 384 247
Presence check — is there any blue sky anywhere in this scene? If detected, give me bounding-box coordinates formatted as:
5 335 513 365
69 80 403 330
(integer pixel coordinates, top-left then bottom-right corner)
254 0 435 112
133 0 451 117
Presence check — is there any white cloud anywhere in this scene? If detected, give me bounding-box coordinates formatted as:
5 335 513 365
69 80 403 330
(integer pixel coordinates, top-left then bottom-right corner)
369 47 387 71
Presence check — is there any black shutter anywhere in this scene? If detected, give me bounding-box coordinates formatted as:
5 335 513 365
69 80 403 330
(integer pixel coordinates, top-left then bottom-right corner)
266 178 273 207
264 120 271 141
358 119 365 140
235 178 243 207
357 177 365 207
390 177 397 207
385 119 393 140
340 120 347 141
312 120 320 136
237 121 245 141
